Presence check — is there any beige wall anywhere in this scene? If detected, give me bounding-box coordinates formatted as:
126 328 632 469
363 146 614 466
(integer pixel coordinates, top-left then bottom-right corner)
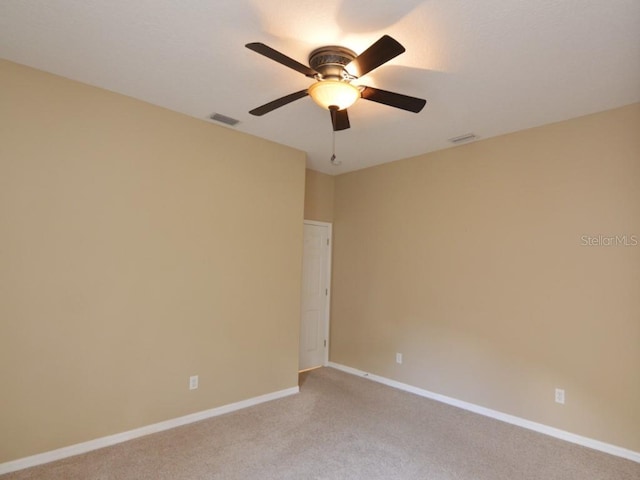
0 60 306 463
331 104 640 452
304 169 335 222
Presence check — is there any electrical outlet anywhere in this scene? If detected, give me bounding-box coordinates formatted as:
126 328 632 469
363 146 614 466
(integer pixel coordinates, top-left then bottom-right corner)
189 375 199 390
555 388 565 404
396 353 403 364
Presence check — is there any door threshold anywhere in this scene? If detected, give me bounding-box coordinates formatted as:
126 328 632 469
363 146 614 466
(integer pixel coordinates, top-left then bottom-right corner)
298 365 323 373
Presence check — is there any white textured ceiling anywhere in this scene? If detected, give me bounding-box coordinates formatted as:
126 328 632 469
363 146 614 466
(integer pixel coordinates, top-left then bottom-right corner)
1 0 639 174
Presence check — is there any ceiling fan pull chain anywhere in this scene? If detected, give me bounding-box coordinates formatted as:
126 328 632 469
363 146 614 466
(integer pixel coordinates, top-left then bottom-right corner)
330 129 336 164
333 127 335 157
330 128 341 166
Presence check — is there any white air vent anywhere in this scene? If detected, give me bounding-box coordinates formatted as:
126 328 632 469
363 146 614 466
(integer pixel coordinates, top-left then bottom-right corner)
209 113 240 126
448 133 477 144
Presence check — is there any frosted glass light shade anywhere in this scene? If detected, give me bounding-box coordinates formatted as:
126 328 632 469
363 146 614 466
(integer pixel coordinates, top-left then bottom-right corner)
308 80 360 110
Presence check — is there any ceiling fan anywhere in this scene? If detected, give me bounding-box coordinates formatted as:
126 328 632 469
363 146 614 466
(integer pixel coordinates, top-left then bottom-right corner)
245 35 426 131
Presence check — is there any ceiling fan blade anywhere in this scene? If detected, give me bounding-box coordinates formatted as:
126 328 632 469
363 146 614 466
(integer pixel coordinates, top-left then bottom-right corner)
361 86 426 113
246 42 318 78
330 108 351 131
347 35 405 78
249 90 309 116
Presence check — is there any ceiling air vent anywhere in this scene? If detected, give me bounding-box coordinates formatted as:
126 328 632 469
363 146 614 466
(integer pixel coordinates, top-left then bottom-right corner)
209 113 240 126
448 133 477 144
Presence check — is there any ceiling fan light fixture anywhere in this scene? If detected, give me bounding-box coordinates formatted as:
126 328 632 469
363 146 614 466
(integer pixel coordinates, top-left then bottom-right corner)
308 80 360 111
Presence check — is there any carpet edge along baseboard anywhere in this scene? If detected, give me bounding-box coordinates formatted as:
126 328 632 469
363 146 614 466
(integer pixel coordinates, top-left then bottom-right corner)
326 362 640 464
0 386 300 475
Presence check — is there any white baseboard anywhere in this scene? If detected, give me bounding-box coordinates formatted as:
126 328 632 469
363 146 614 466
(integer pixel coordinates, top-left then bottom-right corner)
0 386 299 475
327 362 640 464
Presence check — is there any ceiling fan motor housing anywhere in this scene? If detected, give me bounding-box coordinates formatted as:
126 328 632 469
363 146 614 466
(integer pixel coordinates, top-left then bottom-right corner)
309 46 357 80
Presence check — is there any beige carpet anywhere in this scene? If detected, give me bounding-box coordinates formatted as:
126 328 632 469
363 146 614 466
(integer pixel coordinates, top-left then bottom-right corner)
2 367 639 479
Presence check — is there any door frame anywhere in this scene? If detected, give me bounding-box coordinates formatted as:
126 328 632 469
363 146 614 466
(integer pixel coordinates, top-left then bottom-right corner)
302 220 332 368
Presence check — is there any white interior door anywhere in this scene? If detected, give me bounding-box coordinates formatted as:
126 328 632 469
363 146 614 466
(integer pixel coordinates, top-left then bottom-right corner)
299 221 331 371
